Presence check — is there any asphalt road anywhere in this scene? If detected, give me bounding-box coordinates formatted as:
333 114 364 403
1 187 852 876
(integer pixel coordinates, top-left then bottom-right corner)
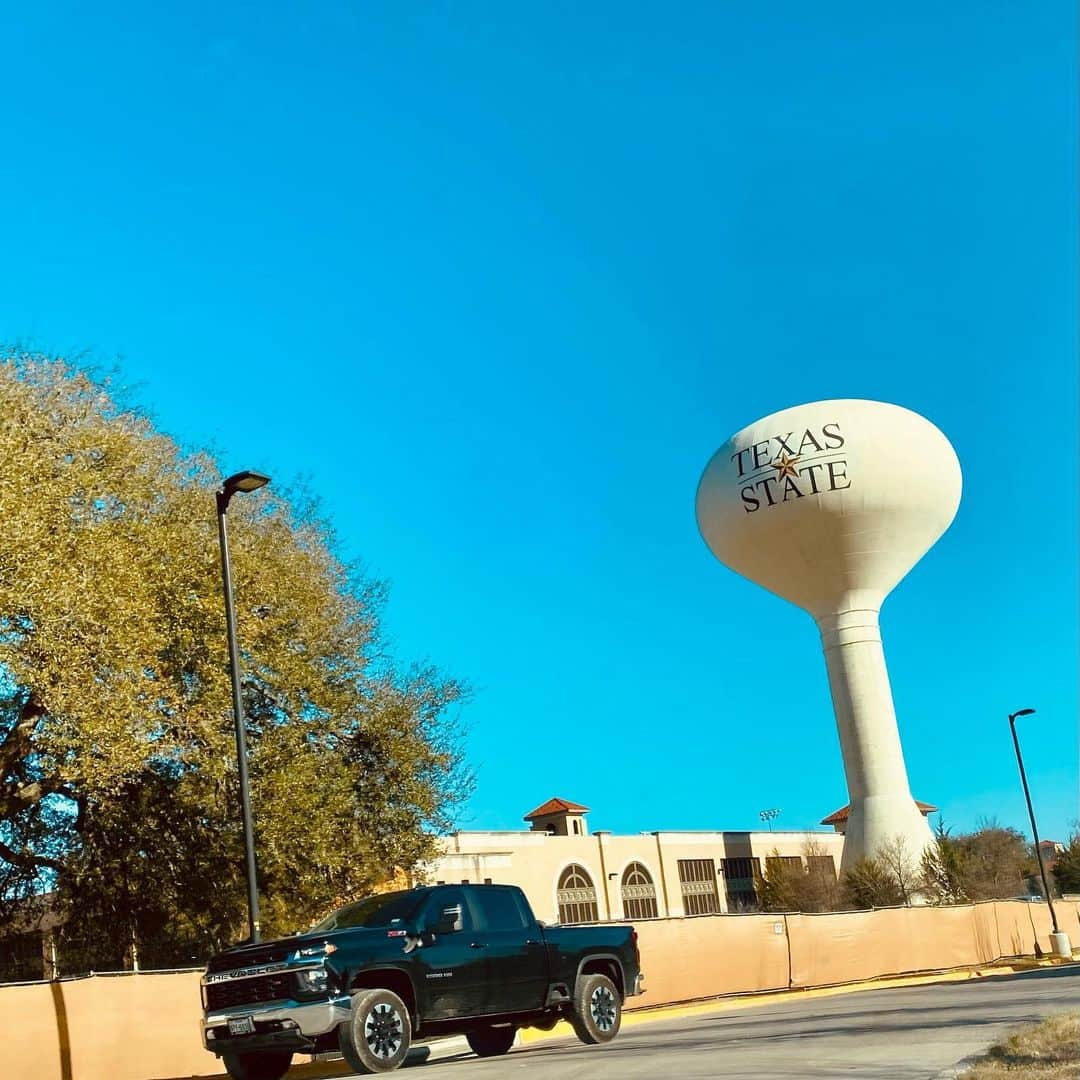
393 965 1080 1080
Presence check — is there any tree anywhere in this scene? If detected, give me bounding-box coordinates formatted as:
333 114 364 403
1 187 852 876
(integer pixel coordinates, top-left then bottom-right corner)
917 818 1036 905
840 856 904 909
758 841 841 913
951 821 1033 901
920 818 969 904
876 834 917 905
801 841 842 912
0 350 471 948
1050 832 1080 896
758 853 803 913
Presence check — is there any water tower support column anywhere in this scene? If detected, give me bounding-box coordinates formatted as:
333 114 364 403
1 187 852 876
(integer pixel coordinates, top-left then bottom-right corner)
817 606 933 870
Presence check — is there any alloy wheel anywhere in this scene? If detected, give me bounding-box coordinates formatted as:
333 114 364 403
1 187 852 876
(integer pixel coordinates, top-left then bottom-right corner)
590 985 617 1031
365 1002 403 1059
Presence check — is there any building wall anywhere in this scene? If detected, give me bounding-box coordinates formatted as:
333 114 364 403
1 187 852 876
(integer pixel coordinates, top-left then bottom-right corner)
419 828 846 924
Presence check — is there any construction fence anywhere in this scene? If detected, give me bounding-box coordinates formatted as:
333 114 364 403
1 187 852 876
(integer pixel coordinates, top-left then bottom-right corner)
1 898 1077 1080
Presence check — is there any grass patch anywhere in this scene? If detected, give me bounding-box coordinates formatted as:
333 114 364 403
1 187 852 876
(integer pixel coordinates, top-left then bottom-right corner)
960 1013 1080 1078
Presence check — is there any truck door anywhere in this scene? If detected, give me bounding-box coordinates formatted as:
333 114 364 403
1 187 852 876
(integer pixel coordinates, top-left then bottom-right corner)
468 886 549 1015
414 887 488 1019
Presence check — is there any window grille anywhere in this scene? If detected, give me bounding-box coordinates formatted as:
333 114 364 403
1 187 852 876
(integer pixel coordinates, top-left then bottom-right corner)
721 857 762 910
557 864 599 923
765 856 803 877
807 855 837 881
620 862 659 920
677 858 720 916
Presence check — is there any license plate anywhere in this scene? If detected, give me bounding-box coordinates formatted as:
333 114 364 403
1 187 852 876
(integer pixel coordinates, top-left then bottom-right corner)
228 1016 256 1036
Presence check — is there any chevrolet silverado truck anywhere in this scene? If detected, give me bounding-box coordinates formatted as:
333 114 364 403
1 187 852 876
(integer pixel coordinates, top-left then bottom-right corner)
201 883 644 1078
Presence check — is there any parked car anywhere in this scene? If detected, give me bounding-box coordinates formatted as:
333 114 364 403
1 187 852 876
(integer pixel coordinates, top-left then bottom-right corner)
201 883 644 1078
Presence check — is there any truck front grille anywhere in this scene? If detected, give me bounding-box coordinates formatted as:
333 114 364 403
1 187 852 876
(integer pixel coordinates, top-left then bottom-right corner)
206 946 292 973
205 972 294 1011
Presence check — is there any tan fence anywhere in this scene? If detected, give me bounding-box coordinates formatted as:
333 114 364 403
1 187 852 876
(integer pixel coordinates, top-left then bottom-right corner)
1 899 1076 1080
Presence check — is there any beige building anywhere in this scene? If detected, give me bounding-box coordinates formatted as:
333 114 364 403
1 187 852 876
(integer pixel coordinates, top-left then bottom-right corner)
415 798 847 925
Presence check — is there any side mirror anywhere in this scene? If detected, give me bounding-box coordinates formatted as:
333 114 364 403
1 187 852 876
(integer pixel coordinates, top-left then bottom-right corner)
430 904 463 935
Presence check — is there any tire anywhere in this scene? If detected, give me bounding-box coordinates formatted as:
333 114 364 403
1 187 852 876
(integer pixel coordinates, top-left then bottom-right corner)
570 973 622 1045
221 1050 293 1080
338 988 413 1074
466 1024 517 1057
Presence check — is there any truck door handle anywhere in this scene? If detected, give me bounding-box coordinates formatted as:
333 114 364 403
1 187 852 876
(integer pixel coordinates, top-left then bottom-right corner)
469 942 487 949
525 939 539 945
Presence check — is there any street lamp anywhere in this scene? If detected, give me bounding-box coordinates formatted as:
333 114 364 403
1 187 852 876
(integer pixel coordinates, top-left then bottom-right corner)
216 470 270 944
1008 707 1071 959
759 809 781 832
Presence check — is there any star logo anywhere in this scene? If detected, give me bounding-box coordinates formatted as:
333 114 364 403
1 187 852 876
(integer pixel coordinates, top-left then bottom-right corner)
771 451 800 481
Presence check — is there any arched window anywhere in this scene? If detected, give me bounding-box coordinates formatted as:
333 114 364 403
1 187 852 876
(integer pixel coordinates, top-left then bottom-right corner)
621 862 659 920
557 864 598 924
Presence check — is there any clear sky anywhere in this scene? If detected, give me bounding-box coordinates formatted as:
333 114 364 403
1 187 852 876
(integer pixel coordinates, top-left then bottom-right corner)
1 2 1076 841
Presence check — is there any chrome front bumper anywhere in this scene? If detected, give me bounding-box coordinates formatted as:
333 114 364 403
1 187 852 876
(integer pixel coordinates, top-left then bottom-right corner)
202 994 351 1052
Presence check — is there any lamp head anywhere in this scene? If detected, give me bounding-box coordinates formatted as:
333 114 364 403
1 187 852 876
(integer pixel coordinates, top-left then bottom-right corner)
1010 708 1036 721
223 471 271 495
218 471 271 512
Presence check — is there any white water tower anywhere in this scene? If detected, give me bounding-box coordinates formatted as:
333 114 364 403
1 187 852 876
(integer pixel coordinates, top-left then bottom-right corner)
695 400 961 869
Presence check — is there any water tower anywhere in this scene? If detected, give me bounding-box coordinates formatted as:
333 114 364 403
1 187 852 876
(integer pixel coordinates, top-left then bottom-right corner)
695 400 961 869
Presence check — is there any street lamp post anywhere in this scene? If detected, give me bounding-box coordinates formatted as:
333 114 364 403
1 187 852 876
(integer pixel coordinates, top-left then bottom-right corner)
1008 708 1071 959
216 470 270 944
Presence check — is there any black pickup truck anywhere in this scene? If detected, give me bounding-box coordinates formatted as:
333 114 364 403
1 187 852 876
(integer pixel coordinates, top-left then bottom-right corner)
201 883 644 1078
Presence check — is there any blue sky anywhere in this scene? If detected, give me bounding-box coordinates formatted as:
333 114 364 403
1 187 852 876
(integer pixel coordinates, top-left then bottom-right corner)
1 2 1076 840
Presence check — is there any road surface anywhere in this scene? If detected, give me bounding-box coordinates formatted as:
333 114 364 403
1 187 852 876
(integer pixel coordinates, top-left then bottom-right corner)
391 965 1080 1079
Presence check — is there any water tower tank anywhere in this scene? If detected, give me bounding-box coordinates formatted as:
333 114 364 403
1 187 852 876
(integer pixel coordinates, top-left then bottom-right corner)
695 400 961 869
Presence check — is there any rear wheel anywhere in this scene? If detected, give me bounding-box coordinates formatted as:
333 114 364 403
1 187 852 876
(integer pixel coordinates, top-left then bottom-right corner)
466 1024 517 1057
338 988 412 1074
570 973 622 1045
221 1050 293 1080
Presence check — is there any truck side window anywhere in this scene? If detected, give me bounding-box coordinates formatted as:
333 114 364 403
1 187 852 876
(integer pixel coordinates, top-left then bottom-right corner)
423 888 474 932
472 887 530 931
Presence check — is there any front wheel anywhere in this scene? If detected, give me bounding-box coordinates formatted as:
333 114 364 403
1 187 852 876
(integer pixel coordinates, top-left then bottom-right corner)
338 988 413 1074
570 973 622 1045
221 1050 293 1080
466 1024 517 1057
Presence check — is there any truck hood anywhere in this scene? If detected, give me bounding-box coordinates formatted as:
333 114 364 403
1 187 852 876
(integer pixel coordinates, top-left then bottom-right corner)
207 926 393 972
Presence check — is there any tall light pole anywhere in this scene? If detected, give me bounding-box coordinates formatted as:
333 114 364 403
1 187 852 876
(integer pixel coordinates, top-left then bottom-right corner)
1009 708 1071 958
216 470 270 944
759 808 781 832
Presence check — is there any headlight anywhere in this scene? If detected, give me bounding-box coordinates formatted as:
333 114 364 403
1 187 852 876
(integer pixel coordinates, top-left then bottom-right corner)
297 968 329 993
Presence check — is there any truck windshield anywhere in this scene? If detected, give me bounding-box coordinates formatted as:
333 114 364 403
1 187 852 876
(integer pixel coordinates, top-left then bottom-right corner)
309 890 424 933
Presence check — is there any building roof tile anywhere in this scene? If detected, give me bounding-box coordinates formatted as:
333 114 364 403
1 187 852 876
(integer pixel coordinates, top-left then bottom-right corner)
523 797 590 820
820 800 938 826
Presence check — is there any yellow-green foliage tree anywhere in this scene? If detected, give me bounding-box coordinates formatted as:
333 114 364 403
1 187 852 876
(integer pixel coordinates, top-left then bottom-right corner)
0 351 470 956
